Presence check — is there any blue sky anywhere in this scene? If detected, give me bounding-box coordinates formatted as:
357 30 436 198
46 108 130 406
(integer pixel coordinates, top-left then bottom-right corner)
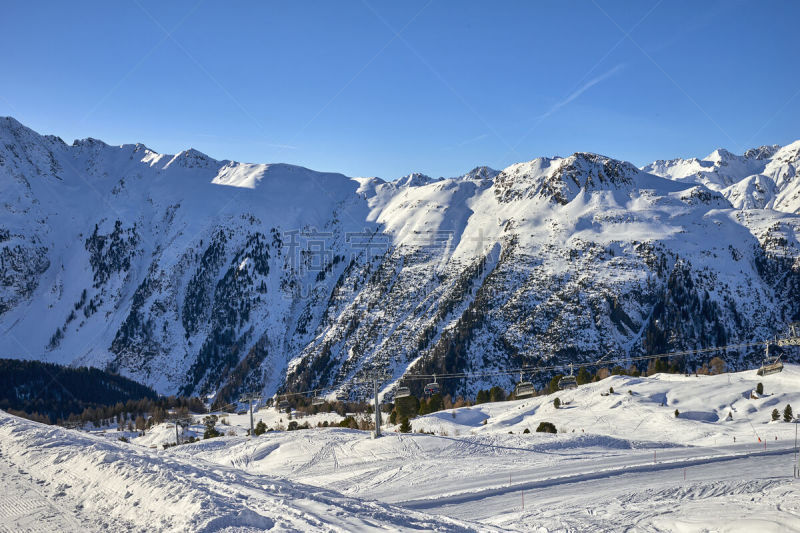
1 1 798 179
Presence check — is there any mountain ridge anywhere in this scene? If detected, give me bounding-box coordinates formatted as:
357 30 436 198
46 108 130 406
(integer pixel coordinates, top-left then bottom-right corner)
2 116 799 404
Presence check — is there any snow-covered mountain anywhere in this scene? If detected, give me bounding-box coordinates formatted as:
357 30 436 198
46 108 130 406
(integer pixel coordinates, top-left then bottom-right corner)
2 116 800 403
643 141 800 211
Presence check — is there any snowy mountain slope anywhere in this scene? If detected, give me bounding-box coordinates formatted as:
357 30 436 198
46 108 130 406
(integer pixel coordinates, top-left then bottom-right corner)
163 366 800 531
0 411 481 532
643 147 776 190
2 116 800 404
6 366 800 531
405 364 800 445
645 141 800 213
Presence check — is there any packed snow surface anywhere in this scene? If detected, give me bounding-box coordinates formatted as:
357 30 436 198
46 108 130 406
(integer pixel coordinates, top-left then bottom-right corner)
3 366 800 531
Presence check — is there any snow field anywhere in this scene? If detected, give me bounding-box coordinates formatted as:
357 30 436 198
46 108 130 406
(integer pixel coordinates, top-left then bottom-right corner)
3 365 800 530
0 411 481 531
173 366 800 531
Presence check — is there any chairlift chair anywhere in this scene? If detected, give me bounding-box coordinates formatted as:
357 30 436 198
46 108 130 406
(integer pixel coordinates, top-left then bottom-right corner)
558 364 578 390
424 374 440 396
395 385 411 398
276 397 290 411
757 343 784 376
312 394 325 406
514 372 535 398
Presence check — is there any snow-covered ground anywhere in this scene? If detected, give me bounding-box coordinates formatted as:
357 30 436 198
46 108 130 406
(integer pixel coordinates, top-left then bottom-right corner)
0 411 477 532
2 366 800 531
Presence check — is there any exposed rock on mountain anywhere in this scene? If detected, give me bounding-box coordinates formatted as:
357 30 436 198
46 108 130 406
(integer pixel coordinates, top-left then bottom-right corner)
1 116 799 403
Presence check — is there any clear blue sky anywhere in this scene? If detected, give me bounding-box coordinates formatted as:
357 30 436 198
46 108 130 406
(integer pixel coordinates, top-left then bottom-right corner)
1 1 798 179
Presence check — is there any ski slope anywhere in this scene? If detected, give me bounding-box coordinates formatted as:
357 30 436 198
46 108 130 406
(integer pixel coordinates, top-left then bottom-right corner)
177 365 800 531
0 411 480 532
2 367 800 531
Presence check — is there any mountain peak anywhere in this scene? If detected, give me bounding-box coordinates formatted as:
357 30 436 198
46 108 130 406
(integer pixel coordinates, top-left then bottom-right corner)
706 148 737 162
394 172 439 187
493 152 641 205
72 137 109 148
644 142 792 191
165 148 218 170
0 116 25 131
460 166 499 181
0 116 49 146
743 144 781 160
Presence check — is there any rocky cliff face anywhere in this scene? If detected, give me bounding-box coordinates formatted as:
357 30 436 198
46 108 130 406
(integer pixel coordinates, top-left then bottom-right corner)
2 116 800 402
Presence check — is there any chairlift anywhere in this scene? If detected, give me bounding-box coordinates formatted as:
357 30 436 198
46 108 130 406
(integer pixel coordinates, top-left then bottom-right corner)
424 374 440 396
336 391 348 402
558 364 578 390
276 396 290 411
312 393 325 406
514 372 535 399
395 385 411 398
757 342 784 376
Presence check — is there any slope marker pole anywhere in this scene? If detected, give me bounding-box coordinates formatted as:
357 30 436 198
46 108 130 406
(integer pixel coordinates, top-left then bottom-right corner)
795 421 798 478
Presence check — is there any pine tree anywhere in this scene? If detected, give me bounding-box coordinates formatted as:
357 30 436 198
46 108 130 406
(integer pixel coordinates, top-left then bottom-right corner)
756 382 764 395
489 386 506 403
394 395 419 420
476 390 489 404
674 409 680 418
772 408 780 421
203 415 221 439
553 397 561 409
418 398 430 416
784 404 794 422
427 393 444 413
548 375 562 393
254 420 267 435
399 417 411 433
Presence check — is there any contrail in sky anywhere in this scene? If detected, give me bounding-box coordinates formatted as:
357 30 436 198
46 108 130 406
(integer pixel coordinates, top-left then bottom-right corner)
539 63 626 119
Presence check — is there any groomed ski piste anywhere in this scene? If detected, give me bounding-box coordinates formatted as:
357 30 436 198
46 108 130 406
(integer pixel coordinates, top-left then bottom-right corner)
2 366 800 532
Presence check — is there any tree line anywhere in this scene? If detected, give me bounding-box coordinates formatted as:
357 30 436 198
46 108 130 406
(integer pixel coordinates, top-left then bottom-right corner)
0 358 204 426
